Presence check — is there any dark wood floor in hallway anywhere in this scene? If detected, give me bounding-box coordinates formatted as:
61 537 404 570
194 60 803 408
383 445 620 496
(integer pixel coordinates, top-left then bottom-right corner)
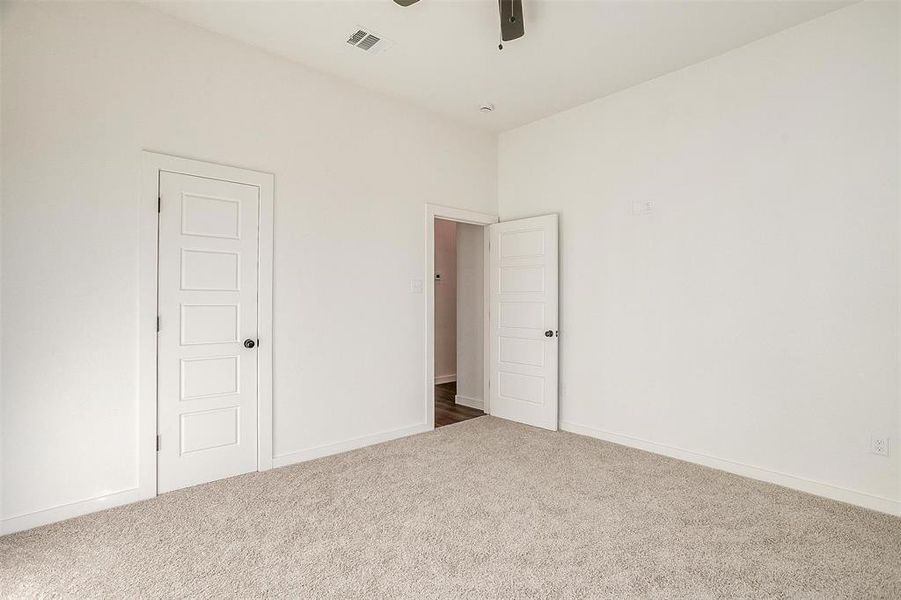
435 382 484 428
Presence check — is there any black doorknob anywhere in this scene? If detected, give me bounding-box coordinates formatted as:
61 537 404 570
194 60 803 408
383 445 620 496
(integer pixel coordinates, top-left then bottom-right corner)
244 339 256 349
545 330 554 337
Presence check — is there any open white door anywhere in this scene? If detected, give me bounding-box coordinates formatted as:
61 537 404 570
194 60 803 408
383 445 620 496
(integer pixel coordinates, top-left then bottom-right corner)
489 214 558 430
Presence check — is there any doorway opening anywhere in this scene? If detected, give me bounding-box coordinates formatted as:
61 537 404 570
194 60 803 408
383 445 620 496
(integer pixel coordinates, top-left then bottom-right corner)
424 205 497 429
424 204 559 432
434 218 486 427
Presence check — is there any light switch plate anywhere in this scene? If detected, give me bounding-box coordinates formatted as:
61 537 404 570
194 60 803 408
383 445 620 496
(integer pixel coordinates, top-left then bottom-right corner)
631 199 654 216
410 278 423 294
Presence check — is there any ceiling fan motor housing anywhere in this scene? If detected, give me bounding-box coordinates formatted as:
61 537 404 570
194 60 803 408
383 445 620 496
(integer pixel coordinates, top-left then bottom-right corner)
392 0 525 44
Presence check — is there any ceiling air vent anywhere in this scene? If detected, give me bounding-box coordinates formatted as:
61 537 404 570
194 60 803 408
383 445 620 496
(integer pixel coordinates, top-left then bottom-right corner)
357 34 380 51
346 27 392 54
347 30 367 46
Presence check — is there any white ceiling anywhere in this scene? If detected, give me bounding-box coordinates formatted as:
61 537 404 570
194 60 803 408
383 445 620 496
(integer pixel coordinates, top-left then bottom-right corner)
147 0 852 132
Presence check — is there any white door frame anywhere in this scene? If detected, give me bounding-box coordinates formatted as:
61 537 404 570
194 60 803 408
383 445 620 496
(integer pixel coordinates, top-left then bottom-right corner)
425 204 498 427
138 151 274 500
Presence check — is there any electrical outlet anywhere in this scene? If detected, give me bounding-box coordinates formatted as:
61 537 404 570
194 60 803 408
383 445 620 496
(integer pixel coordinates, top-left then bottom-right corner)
870 436 889 457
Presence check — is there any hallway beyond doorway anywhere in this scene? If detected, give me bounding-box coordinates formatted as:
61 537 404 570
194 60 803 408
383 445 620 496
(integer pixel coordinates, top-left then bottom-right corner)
435 382 484 428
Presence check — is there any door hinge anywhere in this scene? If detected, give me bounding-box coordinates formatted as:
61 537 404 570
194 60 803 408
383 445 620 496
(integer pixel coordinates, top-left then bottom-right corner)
156 316 160 332
156 435 160 452
158 196 161 213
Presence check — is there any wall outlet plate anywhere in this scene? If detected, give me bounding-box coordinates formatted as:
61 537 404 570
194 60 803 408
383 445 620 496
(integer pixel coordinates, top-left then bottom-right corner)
870 436 889 457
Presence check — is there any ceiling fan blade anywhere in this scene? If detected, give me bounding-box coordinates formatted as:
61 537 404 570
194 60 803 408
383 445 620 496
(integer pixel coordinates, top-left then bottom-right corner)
393 0 420 6
499 0 524 41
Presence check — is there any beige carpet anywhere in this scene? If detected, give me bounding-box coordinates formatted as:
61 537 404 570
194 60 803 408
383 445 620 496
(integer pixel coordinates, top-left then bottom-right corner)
2 416 900 599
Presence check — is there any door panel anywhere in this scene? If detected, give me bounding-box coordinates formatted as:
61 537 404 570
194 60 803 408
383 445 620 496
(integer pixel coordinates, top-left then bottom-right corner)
158 171 260 493
180 407 240 454
180 304 240 345
180 249 240 291
489 215 558 430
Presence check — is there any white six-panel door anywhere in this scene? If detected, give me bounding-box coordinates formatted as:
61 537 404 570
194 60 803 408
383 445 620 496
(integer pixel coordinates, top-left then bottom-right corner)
489 214 559 430
158 172 260 493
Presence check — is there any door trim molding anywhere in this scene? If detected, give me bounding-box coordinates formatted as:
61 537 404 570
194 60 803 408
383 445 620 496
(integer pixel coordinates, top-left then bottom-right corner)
424 204 497 428
139 151 274 501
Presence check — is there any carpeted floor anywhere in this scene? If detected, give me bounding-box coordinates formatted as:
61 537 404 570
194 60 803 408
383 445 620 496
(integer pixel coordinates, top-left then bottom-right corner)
2 416 900 599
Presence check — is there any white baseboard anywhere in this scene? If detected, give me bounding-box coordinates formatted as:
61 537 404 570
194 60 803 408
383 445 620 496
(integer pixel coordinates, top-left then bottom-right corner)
434 374 456 385
2 424 435 535
560 421 901 518
455 394 483 410
0 424 434 535
272 422 433 468
1 486 151 536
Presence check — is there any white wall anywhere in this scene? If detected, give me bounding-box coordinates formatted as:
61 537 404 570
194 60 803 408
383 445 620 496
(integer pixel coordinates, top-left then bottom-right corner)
455 223 484 408
434 219 457 382
0 2 496 529
499 1 901 514
0 7 4 523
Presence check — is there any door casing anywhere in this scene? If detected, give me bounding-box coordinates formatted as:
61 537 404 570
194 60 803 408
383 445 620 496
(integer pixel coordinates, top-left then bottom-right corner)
139 151 274 500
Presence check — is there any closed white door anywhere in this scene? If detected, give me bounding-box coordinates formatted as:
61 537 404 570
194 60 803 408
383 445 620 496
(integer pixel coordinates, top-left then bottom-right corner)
158 171 260 493
489 214 558 430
